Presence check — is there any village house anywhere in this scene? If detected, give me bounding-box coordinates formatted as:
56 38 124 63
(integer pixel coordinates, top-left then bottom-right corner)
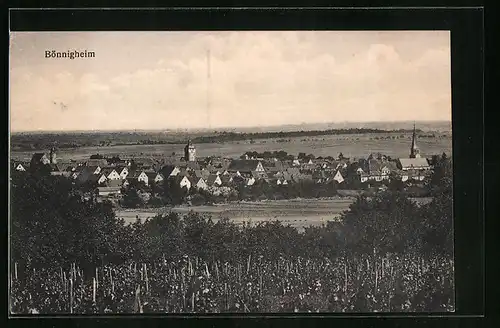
198 157 212 166
395 124 432 174
278 177 289 185
70 170 80 180
136 171 149 186
13 162 28 172
320 162 332 170
85 159 108 167
102 168 121 181
286 167 301 176
245 176 256 186
176 168 192 177
160 165 181 178
252 170 268 181
132 157 156 170
97 186 122 197
281 171 292 182
396 123 431 171
184 140 197 162
299 158 315 167
115 166 129 179
145 171 164 185
70 164 87 177
107 156 127 166
168 175 192 191
106 179 124 188
267 177 279 185
333 170 345 184
264 165 281 177
126 170 149 186
96 173 108 185
30 152 51 168
206 174 223 187
75 166 100 184
83 165 102 175
312 170 329 184
227 160 265 176
184 161 201 171
220 174 236 186
265 160 290 172
400 169 431 182
361 159 393 182
271 176 289 186
188 176 208 190
193 169 210 180
397 158 431 171
48 164 67 176
266 170 280 180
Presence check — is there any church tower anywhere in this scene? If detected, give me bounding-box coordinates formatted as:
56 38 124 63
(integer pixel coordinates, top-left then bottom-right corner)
49 147 57 164
184 140 196 162
409 123 421 158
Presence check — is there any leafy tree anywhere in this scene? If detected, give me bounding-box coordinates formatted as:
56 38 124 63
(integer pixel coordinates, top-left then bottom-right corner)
183 212 213 259
428 153 452 195
121 187 143 208
10 173 126 267
340 192 423 255
137 213 186 262
161 179 188 205
190 193 206 206
107 155 121 164
421 156 453 256
388 176 405 192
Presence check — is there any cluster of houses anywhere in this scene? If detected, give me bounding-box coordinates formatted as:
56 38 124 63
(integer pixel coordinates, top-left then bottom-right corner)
11 126 433 200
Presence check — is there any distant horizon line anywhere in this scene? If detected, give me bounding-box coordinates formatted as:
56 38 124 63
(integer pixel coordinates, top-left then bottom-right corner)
11 120 452 134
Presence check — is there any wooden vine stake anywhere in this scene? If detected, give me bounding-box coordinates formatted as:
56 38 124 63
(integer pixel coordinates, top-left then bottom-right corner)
92 277 96 303
69 278 73 314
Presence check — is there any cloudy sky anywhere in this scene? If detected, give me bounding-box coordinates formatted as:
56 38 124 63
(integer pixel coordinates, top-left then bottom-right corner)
10 31 451 132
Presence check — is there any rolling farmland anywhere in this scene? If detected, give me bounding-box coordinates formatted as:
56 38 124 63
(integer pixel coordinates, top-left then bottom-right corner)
115 198 355 231
10 133 452 161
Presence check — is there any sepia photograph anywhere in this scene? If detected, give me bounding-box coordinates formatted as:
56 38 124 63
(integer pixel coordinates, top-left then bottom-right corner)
9 30 454 314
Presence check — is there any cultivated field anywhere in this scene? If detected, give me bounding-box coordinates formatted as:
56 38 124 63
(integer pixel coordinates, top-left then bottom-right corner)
115 198 355 231
10 133 452 161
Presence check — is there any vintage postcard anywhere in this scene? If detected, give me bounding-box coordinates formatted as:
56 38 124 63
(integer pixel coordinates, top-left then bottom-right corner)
9 31 453 314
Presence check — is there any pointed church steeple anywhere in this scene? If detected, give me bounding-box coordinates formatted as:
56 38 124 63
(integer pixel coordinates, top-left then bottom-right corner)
49 144 57 164
409 122 421 158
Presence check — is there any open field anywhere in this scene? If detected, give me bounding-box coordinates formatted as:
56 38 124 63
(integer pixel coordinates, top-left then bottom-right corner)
115 198 356 231
10 133 452 161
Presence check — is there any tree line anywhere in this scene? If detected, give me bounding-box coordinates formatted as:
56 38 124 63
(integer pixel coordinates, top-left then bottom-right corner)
11 128 423 151
191 128 422 144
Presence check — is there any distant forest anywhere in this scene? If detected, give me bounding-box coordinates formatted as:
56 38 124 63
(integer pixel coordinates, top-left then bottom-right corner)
10 128 430 151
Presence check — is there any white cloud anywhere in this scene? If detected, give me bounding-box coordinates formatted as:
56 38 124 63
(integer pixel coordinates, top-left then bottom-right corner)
9 31 451 131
